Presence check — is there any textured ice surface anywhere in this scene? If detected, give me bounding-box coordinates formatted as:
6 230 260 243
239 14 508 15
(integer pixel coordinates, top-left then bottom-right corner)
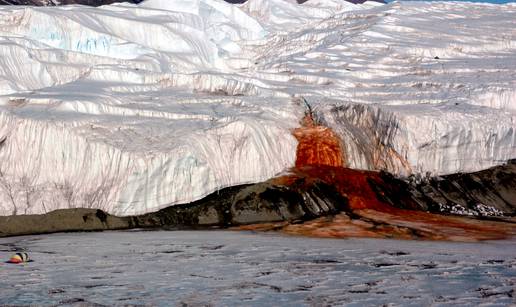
0 231 515 305
0 0 515 215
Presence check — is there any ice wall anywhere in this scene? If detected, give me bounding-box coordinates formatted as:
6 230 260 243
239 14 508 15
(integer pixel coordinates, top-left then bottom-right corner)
0 0 300 216
0 0 514 215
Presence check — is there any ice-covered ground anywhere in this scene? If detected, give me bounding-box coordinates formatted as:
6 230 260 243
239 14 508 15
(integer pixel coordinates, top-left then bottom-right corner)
0 230 515 305
0 0 515 215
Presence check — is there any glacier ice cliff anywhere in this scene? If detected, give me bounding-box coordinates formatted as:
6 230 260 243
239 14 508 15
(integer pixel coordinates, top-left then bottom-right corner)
0 0 514 215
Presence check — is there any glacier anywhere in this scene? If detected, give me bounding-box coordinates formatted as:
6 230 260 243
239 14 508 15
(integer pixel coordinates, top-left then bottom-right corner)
0 0 514 216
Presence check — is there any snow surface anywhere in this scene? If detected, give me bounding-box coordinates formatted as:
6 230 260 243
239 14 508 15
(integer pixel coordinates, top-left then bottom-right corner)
0 0 515 215
0 231 515 305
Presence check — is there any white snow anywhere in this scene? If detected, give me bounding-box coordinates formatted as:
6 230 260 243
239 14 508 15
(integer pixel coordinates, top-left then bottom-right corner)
0 0 515 215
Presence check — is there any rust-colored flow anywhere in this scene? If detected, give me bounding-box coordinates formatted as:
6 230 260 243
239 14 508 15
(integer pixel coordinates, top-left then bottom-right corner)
293 115 346 168
281 166 515 241
242 166 516 241
239 119 515 242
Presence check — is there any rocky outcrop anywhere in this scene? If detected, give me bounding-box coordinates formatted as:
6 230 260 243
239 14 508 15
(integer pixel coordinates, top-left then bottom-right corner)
374 160 516 217
0 176 348 237
141 177 347 226
243 164 516 241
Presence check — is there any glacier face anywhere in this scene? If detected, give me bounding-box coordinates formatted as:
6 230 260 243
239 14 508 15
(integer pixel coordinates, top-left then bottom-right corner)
0 0 515 216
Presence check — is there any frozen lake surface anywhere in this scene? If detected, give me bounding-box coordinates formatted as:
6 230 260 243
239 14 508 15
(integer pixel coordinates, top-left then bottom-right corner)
0 230 515 306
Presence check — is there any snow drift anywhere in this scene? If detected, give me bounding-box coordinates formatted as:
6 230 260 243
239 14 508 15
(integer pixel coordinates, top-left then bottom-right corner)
0 0 514 216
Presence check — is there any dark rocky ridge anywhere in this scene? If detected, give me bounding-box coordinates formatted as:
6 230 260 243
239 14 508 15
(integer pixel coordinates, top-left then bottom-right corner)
0 161 515 238
375 159 516 217
0 177 349 237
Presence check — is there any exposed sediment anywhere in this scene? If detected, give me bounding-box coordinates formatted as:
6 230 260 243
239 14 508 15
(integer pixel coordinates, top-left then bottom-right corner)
403 160 516 216
1 160 515 240
0 176 349 237
259 165 516 241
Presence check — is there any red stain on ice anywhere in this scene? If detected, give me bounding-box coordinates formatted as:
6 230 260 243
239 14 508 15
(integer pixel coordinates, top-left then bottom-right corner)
246 118 516 241
293 115 345 168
